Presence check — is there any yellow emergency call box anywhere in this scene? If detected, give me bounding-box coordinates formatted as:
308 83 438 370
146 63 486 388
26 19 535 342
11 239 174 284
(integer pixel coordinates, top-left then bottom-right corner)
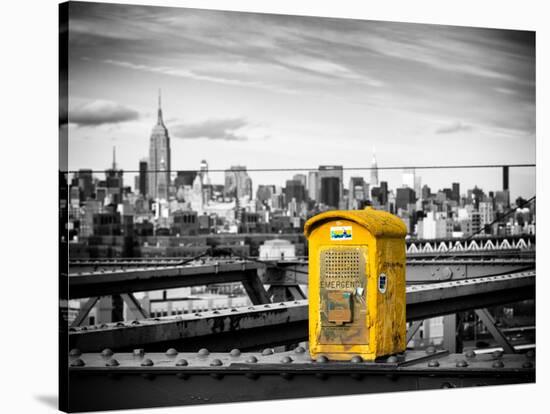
304 207 407 361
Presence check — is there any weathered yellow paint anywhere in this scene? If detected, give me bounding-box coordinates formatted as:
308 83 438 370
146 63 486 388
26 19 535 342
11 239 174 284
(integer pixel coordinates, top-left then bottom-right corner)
304 207 407 361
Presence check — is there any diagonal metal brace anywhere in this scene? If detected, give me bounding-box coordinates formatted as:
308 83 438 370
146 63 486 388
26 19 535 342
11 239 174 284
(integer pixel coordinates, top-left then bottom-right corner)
70 297 100 328
406 320 424 345
475 308 515 353
120 293 149 320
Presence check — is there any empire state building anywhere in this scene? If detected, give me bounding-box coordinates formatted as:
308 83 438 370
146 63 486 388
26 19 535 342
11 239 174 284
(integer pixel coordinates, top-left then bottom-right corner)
148 91 171 200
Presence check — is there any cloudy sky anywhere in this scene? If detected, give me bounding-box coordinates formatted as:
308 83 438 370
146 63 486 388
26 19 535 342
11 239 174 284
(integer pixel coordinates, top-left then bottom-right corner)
64 1 535 200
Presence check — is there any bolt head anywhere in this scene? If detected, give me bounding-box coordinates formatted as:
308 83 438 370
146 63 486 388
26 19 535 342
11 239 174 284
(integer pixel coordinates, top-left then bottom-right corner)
456 360 468 368
426 345 436 354
230 349 241 357
294 346 306 354
262 348 274 356
210 359 223 367
101 348 114 357
316 355 329 364
165 348 178 356
351 355 363 363
492 350 504 359
246 356 258 363
133 349 145 356
387 355 399 363
428 360 440 367
141 358 154 367
281 356 293 363
176 359 188 366
105 359 119 367
69 348 81 357
492 360 505 368
70 358 85 367
464 350 476 359
197 348 210 356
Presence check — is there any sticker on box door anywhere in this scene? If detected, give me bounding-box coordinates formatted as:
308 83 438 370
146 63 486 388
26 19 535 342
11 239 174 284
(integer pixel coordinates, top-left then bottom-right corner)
330 226 352 240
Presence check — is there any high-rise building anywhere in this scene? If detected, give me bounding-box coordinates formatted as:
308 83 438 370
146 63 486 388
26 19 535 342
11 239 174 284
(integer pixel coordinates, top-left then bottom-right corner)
174 171 197 188
396 187 416 211
479 201 494 230
467 186 485 209
495 190 510 211
348 177 369 209
77 169 94 201
503 166 509 191
200 160 211 185
418 211 452 239
320 176 340 208
371 180 388 208
284 179 306 205
293 174 307 187
104 146 123 205
224 166 253 199
380 181 388 205
256 185 275 204
148 90 171 200
370 148 379 187
307 171 318 201
138 160 148 196
318 165 343 207
452 182 460 203
422 184 432 200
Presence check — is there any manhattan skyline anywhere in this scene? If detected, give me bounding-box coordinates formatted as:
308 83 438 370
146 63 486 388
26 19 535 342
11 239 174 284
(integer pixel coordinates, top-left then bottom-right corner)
63 2 535 200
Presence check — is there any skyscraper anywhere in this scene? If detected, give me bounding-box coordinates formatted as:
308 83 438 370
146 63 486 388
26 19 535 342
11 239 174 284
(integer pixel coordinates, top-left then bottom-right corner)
318 165 343 207
148 90 171 200
200 160 211 185
395 187 416 211
224 166 253 199
76 168 94 201
348 177 369 209
370 148 379 187
320 176 340 208
503 166 509 191
284 179 306 205
307 171 318 201
138 159 148 197
103 147 124 205
452 182 460 203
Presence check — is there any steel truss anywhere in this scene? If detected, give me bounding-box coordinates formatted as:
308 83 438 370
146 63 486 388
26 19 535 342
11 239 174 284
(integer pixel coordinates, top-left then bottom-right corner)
66 348 535 412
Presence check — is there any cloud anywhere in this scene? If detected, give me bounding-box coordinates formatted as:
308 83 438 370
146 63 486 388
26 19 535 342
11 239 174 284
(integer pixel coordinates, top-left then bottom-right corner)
102 59 300 95
171 118 248 141
69 100 139 127
435 121 473 134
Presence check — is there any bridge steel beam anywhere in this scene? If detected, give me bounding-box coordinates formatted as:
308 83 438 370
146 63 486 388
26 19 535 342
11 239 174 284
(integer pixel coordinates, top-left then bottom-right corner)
69 271 534 352
65 261 261 300
66 349 535 412
264 258 535 285
69 300 308 352
67 247 536 270
405 271 535 321
66 258 534 300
